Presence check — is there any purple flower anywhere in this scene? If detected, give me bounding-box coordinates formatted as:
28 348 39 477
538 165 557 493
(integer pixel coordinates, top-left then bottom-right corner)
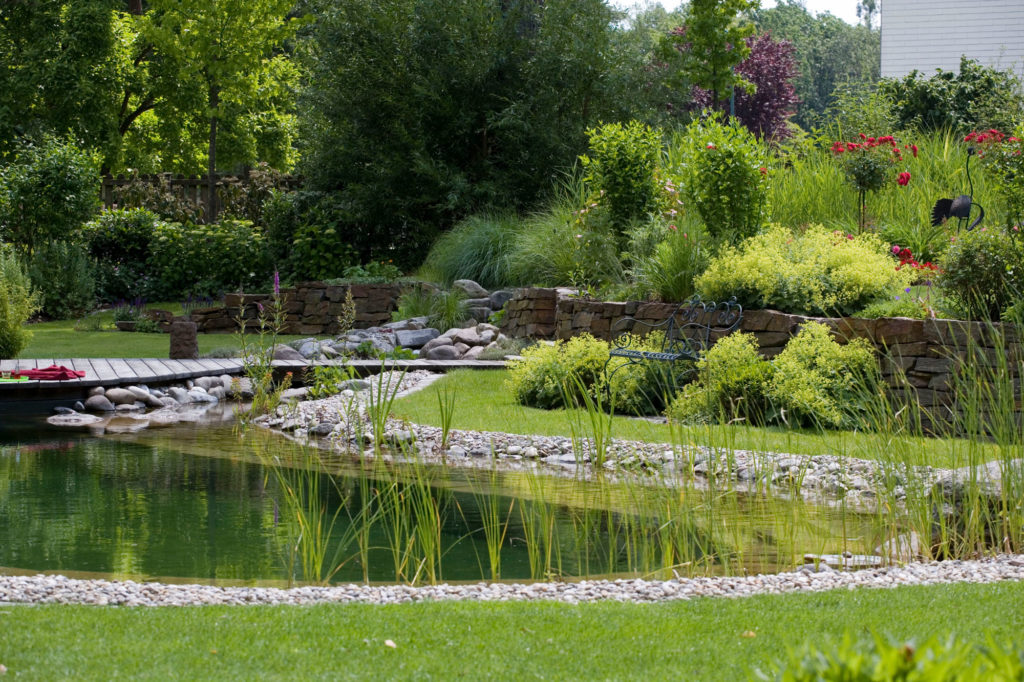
273 270 280 297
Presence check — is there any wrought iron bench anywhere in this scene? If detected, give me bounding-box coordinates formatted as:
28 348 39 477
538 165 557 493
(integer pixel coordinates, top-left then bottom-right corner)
604 296 743 386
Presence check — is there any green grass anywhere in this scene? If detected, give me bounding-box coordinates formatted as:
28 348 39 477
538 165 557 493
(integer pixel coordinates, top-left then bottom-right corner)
19 303 312 359
390 369 1000 467
0 581 1020 680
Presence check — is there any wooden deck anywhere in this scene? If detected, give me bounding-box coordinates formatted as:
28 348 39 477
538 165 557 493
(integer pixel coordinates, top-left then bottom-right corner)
0 358 506 406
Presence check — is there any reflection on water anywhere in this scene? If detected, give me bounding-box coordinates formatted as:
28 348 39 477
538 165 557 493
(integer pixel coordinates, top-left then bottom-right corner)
0 412 880 585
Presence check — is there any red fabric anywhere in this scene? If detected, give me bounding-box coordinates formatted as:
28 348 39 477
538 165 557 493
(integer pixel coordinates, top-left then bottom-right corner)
12 365 86 380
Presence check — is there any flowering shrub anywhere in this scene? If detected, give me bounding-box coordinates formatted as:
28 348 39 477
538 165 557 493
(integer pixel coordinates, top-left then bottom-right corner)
965 126 1024 230
666 332 773 424
667 323 879 429
891 245 940 275
696 224 916 316
830 133 918 231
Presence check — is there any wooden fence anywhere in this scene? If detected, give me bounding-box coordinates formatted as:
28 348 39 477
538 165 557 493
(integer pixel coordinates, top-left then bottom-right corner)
100 171 303 222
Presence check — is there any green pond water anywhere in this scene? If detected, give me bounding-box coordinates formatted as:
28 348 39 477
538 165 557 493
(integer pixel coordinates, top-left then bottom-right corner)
0 409 881 585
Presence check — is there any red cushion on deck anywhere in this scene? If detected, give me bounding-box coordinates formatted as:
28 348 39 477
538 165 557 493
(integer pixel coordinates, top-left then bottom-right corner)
12 365 86 380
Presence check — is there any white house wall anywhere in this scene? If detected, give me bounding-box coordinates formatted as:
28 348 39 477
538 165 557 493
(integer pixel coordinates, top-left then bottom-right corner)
881 0 1024 78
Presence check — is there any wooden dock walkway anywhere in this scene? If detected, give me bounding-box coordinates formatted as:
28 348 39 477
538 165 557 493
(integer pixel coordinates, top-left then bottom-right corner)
0 358 506 406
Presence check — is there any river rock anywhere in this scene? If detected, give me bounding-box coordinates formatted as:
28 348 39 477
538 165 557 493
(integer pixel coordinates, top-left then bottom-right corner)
127 385 162 407
47 412 104 427
88 386 105 397
188 388 218 404
463 346 484 360
167 386 190 403
84 395 115 412
104 388 138 405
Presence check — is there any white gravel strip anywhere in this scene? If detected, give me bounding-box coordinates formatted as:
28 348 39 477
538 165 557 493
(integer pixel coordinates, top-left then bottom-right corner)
2 555 1022 606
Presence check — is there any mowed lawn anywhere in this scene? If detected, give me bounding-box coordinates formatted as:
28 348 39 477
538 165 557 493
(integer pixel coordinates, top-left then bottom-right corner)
0 581 1021 680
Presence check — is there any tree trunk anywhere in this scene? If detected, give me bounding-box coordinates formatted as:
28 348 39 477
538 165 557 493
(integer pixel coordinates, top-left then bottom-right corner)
208 82 219 222
127 0 143 14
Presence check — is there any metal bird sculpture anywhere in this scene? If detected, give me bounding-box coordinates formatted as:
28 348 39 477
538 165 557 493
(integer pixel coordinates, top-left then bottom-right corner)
931 147 984 231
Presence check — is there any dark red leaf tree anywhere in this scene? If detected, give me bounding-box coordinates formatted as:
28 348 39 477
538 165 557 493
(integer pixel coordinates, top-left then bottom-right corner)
690 32 799 141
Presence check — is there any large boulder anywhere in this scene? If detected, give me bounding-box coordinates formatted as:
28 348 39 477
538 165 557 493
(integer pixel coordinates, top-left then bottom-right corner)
452 279 489 298
489 290 514 309
272 344 306 362
420 336 453 354
424 344 462 360
395 328 440 349
452 328 482 346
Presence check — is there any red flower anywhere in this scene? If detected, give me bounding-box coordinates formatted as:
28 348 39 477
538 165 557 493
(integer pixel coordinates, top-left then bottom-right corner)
706 143 716 149
759 166 767 175
897 171 911 186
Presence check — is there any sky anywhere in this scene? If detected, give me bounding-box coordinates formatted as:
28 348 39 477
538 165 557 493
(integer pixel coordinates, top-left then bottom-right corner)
618 1 864 27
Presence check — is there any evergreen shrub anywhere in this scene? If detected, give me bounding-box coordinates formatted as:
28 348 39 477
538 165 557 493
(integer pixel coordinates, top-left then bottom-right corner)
150 220 270 298
82 207 161 301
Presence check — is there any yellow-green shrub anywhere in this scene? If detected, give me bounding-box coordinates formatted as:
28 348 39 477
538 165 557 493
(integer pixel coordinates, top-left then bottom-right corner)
696 224 915 316
667 323 879 429
769 322 879 429
0 245 39 358
506 332 683 415
666 332 773 424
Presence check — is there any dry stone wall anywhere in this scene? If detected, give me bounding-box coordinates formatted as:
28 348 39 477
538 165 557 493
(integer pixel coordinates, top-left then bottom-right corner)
190 282 404 335
499 288 1022 415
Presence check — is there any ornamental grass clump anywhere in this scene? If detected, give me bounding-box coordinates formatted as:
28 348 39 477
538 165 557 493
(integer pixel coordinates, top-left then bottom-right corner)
696 224 915 316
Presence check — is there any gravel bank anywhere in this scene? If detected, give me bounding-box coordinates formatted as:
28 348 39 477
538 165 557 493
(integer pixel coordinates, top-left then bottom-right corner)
252 371 1018 509
2 555 1023 606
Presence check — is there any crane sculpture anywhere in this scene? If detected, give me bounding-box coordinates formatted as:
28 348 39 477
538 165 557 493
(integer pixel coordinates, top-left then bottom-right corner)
931 147 984 231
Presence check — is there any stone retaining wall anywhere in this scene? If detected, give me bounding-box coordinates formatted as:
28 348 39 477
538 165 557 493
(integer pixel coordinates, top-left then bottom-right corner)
190 282 405 335
500 288 1022 414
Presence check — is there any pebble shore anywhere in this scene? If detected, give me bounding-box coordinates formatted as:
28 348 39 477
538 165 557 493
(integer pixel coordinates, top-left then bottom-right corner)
2 555 1023 606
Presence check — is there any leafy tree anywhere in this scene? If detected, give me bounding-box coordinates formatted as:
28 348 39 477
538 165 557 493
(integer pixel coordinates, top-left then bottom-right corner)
658 0 758 111
752 1 879 129
0 1 122 161
142 0 301 180
0 137 101 257
299 0 650 266
0 1 301 175
692 32 798 139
